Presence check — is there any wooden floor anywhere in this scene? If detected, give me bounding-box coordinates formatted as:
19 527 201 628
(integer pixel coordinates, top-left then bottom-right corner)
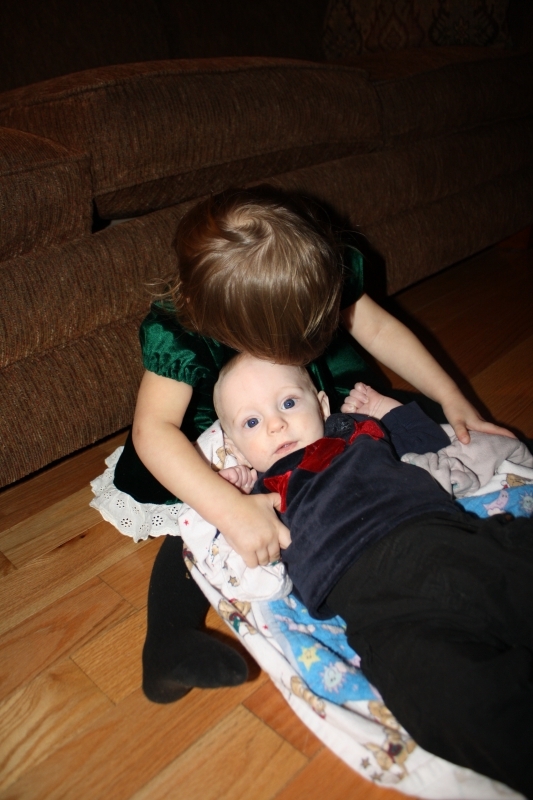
0 238 532 800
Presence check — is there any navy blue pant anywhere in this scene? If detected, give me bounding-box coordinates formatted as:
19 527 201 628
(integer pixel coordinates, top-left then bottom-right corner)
328 512 533 798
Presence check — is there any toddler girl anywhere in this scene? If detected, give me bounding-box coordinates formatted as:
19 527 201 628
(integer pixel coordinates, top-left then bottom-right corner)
109 185 511 703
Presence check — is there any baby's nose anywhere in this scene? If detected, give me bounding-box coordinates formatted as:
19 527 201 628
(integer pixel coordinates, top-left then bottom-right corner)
268 415 286 433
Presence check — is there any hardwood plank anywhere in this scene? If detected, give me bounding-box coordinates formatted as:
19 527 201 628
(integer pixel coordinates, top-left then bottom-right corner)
393 248 530 322
495 226 532 249
0 521 146 637
0 487 103 568
244 679 323 759
99 536 164 609
274 747 407 800
388 250 533 382
0 552 14 577
130 705 307 800
0 680 269 800
0 659 112 793
0 577 132 703
471 335 533 438
0 432 127 534
71 610 145 704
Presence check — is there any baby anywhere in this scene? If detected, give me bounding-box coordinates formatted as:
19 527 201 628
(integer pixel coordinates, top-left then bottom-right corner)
213 353 533 799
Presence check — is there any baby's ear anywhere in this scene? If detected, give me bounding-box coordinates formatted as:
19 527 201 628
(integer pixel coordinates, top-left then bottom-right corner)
317 391 330 420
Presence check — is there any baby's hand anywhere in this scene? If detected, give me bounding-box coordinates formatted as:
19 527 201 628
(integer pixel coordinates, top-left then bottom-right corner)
218 465 258 494
341 382 401 419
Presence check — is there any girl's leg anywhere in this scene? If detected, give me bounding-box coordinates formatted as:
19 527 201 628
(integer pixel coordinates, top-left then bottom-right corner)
115 436 248 702
142 535 248 703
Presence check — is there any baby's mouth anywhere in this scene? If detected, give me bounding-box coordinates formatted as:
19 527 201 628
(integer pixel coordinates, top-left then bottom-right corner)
275 441 297 456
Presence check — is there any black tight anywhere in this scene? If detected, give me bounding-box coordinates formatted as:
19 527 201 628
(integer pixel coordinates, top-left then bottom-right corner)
115 432 248 702
142 534 248 703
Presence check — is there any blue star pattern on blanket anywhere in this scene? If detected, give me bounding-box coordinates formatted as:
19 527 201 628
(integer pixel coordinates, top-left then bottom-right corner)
261 594 378 704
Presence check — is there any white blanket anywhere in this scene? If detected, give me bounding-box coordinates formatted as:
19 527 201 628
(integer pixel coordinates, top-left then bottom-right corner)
401 425 533 498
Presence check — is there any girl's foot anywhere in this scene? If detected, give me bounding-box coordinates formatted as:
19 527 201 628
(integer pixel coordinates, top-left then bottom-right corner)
341 383 402 420
142 629 248 703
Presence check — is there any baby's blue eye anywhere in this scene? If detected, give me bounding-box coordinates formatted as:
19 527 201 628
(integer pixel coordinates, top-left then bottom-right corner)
283 398 296 409
245 418 259 429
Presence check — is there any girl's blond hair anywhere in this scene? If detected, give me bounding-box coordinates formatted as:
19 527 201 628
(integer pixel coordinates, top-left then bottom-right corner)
167 186 343 365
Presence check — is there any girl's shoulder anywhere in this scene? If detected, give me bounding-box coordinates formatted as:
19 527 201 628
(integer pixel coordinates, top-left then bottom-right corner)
139 303 235 387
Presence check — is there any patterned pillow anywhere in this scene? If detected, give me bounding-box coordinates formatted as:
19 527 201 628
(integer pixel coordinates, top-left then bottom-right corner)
323 0 510 60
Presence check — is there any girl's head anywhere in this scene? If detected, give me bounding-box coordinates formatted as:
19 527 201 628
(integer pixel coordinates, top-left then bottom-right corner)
169 186 343 365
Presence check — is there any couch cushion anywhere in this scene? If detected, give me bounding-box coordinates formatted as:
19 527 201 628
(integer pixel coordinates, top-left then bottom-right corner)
323 0 510 59
267 118 533 228
0 0 169 93
0 127 92 260
0 58 382 218
0 320 144 487
362 164 533 292
367 48 533 142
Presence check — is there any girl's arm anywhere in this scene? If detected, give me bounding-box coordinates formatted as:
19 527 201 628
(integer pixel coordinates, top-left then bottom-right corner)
132 370 290 567
341 293 515 444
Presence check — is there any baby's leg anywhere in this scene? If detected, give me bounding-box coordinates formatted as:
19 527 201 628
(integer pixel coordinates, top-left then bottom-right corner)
341 383 401 419
142 535 248 703
352 617 533 797
329 514 533 797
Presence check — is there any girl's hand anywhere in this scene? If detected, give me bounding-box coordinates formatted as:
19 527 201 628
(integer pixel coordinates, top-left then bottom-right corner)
218 465 258 494
218 492 291 568
441 395 516 444
342 296 516 445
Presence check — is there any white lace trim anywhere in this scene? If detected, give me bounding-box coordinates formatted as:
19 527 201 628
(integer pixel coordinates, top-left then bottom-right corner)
90 447 185 542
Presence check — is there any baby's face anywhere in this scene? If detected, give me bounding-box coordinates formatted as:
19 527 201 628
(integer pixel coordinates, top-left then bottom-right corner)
218 357 330 473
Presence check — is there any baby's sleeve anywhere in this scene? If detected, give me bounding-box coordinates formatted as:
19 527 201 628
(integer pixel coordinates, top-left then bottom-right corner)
382 402 451 458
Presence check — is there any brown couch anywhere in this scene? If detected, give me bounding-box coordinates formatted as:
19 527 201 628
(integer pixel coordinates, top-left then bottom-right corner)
1 0 532 488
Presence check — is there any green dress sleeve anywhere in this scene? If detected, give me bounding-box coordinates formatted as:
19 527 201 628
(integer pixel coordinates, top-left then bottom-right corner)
140 304 236 441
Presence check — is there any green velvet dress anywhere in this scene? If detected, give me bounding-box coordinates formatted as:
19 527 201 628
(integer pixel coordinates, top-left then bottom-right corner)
113 246 379 504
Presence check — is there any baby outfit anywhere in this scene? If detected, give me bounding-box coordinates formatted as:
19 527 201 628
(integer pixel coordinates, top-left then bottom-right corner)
254 404 533 797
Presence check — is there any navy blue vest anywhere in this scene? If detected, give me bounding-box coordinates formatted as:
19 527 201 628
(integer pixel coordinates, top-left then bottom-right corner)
254 404 457 617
